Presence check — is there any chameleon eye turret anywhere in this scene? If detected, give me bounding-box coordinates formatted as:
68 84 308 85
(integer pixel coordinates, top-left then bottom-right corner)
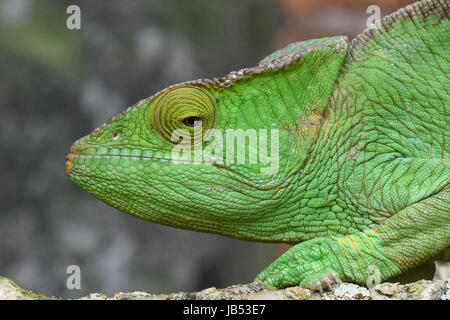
150 85 216 144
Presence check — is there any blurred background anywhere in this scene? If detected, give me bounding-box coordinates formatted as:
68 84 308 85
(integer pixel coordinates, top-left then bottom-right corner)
0 0 447 298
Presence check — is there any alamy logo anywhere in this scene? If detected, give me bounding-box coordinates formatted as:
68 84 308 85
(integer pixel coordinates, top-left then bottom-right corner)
170 121 279 175
366 5 381 29
66 5 81 30
66 265 81 290
366 265 381 288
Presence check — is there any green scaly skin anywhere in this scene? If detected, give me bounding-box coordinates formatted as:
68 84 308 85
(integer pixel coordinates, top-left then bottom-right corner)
66 0 449 291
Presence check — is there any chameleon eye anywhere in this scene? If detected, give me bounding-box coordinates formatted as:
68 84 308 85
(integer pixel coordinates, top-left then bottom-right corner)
151 86 216 143
182 116 203 127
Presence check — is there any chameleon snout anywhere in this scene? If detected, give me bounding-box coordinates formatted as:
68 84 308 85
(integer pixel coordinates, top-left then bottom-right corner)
65 137 87 176
65 153 74 176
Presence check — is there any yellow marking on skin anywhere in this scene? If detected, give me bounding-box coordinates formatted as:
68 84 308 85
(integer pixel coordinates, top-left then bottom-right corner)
370 227 383 243
336 238 356 280
339 235 369 267
307 108 324 126
358 234 373 255
345 235 361 254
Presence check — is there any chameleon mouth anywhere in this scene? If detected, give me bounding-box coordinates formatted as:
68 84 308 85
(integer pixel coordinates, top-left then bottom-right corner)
65 153 74 176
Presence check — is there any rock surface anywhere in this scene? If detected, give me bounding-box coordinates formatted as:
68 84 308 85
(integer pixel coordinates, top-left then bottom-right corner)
1 275 449 300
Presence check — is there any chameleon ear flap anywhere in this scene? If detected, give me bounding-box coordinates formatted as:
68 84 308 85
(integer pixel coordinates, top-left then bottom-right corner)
215 36 349 125
259 36 348 66
256 36 349 116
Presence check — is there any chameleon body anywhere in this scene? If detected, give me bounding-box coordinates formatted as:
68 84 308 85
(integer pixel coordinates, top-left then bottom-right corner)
66 0 449 290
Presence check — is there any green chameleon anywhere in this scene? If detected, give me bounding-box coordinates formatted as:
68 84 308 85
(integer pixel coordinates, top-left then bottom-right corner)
66 0 449 291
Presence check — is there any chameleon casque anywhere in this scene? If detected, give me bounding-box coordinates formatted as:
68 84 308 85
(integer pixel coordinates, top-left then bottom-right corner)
66 0 449 291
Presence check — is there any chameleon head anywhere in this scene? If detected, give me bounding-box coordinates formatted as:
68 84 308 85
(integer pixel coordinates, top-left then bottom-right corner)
66 82 303 240
66 36 347 241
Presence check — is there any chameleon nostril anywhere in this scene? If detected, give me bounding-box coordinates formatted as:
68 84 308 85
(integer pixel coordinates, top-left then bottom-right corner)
113 132 121 140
